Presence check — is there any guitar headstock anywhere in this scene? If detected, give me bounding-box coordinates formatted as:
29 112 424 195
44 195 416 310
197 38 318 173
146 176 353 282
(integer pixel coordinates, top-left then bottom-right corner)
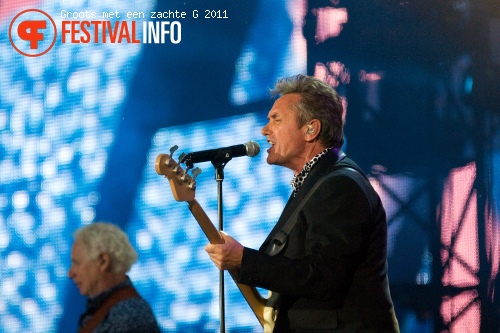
155 146 202 202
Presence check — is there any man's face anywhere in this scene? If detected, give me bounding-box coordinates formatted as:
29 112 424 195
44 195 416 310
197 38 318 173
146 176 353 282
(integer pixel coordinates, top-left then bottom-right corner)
68 239 102 297
261 93 309 174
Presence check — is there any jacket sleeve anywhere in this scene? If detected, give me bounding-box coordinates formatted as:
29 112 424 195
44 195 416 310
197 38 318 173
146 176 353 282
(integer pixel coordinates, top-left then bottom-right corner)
237 173 373 305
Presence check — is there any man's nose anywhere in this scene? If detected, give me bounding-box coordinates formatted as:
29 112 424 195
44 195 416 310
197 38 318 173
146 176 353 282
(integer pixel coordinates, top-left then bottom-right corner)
261 123 269 136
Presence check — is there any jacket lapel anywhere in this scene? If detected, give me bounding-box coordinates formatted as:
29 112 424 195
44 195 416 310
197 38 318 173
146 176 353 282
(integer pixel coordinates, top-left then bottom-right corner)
260 149 345 252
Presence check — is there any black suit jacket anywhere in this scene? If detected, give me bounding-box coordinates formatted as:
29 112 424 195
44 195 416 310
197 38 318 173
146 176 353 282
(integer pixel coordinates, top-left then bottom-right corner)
238 150 399 332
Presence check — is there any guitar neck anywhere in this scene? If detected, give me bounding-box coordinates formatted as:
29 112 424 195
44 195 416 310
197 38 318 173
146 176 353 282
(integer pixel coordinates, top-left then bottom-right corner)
187 199 268 327
188 200 224 244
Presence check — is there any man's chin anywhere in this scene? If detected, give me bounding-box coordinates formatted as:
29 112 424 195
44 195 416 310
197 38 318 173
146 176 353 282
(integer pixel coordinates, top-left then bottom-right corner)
266 156 277 165
266 153 283 166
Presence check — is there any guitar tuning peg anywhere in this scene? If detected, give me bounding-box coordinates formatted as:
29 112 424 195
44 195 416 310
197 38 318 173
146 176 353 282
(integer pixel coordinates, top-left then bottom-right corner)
188 167 202 190
172 152 187 174
169 145 178 157
181 164 192 182
178 152 187 163
192 167 202 180
163 145 179 167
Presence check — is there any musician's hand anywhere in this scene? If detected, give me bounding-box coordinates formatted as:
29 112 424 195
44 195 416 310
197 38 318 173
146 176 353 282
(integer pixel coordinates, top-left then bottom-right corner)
205 232 243 270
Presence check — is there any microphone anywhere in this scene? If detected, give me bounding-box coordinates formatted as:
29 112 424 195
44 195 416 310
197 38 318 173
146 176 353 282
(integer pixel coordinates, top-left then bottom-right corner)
181 141 260 165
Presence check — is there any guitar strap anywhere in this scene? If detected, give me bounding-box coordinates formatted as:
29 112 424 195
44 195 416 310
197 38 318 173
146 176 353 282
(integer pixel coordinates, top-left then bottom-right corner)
78 286 140 333
266 160 364 257
261 158 364 327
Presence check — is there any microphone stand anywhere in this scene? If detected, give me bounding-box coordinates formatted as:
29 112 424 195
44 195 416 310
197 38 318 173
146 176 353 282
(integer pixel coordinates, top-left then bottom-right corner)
210 150 233 333
183 147 237 333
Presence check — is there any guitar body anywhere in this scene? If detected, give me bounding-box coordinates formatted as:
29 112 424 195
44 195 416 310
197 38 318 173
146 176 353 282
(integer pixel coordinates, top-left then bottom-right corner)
155 151 278 331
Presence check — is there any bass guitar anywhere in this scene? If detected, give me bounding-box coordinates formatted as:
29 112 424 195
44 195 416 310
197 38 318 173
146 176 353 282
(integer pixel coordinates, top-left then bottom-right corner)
155 146 279 332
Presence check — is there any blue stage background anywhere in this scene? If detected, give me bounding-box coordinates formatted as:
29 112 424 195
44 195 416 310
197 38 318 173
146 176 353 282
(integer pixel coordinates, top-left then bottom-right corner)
1 0 498 332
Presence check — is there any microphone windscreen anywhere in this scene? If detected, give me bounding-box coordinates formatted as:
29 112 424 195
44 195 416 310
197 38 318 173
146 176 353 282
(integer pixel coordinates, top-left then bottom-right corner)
244 141 260 157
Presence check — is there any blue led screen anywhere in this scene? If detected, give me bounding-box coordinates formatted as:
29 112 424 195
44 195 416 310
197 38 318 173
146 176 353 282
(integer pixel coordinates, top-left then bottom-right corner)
2 0 488 332
0 1 304 332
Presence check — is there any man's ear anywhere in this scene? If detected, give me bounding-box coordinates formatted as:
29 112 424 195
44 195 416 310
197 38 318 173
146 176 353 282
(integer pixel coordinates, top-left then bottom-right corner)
304 119 321 142
98 253 111 271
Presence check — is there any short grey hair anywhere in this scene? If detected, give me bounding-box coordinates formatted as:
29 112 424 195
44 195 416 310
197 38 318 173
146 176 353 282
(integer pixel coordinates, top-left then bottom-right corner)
271 74 344 148
73 222 138 274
